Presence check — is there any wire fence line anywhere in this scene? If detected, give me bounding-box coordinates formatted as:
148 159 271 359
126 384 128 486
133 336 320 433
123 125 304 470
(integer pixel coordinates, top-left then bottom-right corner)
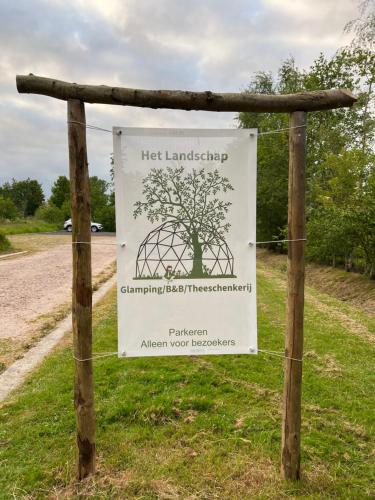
65 119 305 365
73 349 302 363
67 120 307 138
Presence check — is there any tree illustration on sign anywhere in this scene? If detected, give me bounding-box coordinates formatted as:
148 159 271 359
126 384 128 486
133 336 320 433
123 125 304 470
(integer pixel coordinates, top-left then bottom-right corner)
133 166 234 278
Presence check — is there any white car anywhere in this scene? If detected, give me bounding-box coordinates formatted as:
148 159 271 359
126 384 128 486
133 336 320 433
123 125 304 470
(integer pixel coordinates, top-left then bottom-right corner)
64 218 103 233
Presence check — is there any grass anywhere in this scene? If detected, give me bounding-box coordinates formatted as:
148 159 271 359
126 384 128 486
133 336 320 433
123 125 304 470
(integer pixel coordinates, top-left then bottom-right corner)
258 249 375 314
0 218 59 236
0 265 374 498
7 233 69 254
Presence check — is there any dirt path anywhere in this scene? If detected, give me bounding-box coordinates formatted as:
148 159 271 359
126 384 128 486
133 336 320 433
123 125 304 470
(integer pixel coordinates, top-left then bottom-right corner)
0 235 116 342
0 275 117 403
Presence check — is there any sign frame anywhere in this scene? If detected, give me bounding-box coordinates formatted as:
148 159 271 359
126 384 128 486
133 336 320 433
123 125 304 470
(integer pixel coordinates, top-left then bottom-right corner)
113 127 258 358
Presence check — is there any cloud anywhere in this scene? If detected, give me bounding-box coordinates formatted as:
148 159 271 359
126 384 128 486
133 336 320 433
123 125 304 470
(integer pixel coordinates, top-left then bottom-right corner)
0 0 357 194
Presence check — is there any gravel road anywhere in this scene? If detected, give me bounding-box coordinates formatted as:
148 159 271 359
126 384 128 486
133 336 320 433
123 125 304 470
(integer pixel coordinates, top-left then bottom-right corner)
0 235 116 340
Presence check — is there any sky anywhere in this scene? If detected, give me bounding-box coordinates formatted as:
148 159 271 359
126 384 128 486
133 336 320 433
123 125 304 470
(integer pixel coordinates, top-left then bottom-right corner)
0 0 358 196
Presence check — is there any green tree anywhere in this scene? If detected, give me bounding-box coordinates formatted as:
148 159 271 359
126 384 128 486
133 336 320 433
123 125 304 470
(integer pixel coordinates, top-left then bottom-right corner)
0 179 44 217
344 0 375 51
308 150 375 277
90 176 109 220
49 174 115 228
134 167 234 277
237 46 374 270
237 66 289 241
307 206 358 269
95 205 116 232
49 176 70 208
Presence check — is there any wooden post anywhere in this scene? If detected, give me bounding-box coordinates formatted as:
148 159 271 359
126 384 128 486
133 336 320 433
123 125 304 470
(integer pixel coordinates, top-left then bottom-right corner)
67 99 96 479
281 111 307 480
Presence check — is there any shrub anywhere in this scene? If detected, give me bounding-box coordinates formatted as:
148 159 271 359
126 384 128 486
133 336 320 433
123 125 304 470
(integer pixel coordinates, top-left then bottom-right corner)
0 231 11 252
35 203 65 225
0 196 18 221
95 205 116 232
60 200 71 220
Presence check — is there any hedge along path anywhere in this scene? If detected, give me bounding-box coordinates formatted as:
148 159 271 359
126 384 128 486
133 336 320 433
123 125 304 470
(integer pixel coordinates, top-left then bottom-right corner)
16 73 357 482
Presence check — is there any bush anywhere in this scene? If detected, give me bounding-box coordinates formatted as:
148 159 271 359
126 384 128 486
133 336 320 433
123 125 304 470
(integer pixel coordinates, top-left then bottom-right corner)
35 203 65 225
0 196 18 221
60 200 71 220
95 205 116 232
0 231 11 252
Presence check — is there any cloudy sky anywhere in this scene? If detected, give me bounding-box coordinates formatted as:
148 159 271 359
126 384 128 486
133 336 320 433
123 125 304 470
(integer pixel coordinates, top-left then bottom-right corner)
0 0 358 195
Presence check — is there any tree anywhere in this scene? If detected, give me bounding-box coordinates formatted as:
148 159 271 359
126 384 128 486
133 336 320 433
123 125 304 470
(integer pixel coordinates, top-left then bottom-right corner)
0 178 44 217
95 205 116 232
344 0 375 51
237 65 290 241
306 149 375 276
237 45 374 274
50 176 70 208
134 166 234 277
48 174 115 228
307 206 358 269
90 176 109 220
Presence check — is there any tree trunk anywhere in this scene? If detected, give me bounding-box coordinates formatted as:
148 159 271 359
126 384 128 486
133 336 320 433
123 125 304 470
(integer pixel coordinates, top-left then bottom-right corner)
191 232 204 277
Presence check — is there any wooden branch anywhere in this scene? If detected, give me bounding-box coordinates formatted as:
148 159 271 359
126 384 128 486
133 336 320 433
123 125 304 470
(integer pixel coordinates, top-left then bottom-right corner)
17 74 357 112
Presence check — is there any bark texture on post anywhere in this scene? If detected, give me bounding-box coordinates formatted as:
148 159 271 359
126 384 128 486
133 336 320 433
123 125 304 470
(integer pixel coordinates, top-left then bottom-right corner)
16 74 357 112
281 111 307 480
67 99 96 479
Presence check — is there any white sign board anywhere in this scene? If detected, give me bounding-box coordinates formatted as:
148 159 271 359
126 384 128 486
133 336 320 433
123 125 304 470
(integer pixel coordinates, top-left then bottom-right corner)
113 128 257 357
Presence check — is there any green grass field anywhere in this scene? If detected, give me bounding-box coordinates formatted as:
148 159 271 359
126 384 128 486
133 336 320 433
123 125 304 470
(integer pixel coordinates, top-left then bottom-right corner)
0 219 59 236
0 261 374 498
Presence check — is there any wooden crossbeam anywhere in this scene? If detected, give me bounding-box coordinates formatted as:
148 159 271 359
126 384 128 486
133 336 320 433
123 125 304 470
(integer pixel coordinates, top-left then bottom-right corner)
16 74 356 112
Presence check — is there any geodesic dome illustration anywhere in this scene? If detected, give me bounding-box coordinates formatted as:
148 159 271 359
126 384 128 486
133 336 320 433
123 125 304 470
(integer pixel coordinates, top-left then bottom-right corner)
135 220 235 279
